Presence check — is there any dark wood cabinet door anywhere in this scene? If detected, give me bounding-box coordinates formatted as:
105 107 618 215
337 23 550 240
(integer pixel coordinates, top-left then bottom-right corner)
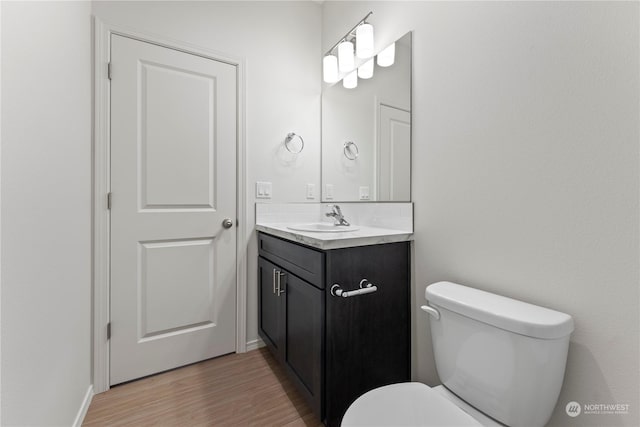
283 272 324 418
258 256 285 360
324 242 411 427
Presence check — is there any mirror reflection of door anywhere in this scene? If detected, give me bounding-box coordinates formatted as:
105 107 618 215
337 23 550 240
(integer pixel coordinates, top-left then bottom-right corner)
377 104 411 201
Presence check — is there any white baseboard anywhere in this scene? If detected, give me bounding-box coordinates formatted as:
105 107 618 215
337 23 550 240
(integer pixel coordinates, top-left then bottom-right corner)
246 338 265 351
72 385 94 427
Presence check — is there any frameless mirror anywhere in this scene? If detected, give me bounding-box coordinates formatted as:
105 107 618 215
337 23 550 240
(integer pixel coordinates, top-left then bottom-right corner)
322 31 411 202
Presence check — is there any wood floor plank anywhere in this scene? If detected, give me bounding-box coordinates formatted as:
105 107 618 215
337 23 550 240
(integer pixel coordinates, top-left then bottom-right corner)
83 348 324 427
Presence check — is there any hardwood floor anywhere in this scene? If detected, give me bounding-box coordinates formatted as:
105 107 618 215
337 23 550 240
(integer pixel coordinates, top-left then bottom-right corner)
83 347 324 426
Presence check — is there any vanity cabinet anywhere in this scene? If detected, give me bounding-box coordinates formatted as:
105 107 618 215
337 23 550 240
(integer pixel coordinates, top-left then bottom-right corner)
258 232 410 427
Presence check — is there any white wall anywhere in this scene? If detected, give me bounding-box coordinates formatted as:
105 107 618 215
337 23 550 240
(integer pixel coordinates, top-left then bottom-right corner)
323 2 639 426
92 0 322 347
1 1 93 425
0 2 3 422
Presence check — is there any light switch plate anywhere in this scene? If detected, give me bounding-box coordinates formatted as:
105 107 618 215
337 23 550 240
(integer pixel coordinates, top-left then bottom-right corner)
256 181 272 199
306 183 315 199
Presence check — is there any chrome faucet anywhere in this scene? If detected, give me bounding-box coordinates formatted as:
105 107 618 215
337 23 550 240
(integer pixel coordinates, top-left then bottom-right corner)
325 204 350 226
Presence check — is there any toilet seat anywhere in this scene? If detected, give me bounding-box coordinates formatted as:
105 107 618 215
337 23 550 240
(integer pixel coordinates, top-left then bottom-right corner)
341 383 483 427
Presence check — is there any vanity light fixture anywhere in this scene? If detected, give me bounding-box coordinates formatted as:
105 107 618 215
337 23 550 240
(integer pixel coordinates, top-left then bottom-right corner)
356 23 374 58
322 11 374 83
343 69 358 89
323 54 339 83
377 42 395 67
338 40 355 73
358 58 374 79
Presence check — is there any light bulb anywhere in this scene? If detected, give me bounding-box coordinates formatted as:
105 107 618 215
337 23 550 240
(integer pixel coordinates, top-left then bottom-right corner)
343 70 358 89
323 55 339 83
377 42 395 67
358 58 374 79
356 23 374 59
338 40 355 73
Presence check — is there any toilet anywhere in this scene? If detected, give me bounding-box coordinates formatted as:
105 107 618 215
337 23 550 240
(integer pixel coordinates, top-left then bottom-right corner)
342 281 574 427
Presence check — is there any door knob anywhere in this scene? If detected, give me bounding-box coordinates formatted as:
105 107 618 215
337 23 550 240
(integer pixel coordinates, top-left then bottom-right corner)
222 218 234 229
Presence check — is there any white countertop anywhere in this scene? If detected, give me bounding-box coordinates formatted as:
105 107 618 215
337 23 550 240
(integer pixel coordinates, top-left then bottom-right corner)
255 223 413 250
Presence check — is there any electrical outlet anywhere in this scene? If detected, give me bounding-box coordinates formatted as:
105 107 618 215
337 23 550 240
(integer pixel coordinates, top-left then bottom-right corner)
359 186 370 200
325 184 334 200
306 183 315 199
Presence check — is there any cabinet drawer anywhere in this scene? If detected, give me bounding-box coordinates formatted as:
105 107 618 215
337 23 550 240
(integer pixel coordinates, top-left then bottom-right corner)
258 232 325 289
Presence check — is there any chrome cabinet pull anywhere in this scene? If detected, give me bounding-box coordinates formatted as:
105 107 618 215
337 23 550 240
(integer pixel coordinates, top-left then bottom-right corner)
276 272 286 296
331 279 378 298
272 269 277 294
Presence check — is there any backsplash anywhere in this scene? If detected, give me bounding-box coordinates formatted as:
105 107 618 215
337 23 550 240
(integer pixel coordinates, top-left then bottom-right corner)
256 203 413 232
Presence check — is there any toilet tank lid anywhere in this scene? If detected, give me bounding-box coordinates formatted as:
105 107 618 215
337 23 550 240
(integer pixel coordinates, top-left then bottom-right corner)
425 281 574 339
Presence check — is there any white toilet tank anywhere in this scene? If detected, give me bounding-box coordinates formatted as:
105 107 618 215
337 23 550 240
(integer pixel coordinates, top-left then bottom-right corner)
425 282 574 427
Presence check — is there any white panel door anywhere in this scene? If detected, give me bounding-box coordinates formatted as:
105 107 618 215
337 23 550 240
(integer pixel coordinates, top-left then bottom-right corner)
377 104 411 201
110 35 237 385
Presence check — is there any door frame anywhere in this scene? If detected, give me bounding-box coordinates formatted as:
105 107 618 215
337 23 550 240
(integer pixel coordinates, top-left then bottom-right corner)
92 18 247 394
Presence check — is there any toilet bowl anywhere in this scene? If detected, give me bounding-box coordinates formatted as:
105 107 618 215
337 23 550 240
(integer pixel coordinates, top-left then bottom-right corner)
341 281 574 427
342 383 503 426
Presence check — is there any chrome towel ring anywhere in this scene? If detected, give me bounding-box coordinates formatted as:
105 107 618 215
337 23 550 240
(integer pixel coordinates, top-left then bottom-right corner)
284 132 304 154
344 141 359 160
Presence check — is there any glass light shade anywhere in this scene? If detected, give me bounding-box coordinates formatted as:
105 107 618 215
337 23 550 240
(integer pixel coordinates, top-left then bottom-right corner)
356 23 374 58
358 58 374 79
323 55 339 83
377 42 395 67
338 40 355 72
343 70 358 89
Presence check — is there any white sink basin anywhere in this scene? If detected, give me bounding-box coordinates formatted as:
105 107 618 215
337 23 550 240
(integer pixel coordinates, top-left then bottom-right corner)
287 223 359 233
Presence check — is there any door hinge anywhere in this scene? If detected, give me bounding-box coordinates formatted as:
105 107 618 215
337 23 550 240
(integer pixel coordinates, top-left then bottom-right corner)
107 322 111 340
107 192 112 210
107 62 112 80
